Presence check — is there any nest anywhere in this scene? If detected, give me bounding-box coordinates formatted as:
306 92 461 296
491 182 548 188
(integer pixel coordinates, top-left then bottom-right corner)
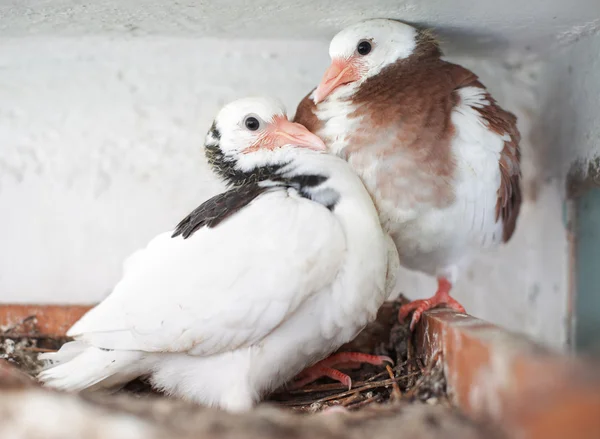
1 298 446 411
0 298 502 439
269 298 447 412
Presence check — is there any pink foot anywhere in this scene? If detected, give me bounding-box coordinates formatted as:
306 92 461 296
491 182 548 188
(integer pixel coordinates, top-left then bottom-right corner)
399 278 466 330
290 352 393 390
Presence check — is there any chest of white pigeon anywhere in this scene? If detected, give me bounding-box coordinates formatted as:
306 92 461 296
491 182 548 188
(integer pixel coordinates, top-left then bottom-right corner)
1 7 600 439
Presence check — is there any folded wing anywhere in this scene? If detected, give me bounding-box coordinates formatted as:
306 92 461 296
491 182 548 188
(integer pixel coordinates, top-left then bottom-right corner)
68 188 346 356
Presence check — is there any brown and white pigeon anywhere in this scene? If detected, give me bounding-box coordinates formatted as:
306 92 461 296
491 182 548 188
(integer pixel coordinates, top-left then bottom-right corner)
38 97 394 411
294 19 522 329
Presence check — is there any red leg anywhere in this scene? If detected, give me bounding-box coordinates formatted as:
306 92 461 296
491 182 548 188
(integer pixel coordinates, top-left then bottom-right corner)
291 366 353 390
290 352 393 390
398 277 466 330
317 352 393 369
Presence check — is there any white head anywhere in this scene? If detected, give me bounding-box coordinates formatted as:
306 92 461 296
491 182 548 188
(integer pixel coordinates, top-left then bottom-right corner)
314 19 431 103
205 96 326 183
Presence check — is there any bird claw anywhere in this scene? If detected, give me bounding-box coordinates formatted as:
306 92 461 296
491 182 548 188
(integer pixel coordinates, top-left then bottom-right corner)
290 352 392 389
399 296 466 330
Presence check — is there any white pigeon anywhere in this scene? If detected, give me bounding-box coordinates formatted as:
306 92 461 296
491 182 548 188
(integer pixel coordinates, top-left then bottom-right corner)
38 97 396 412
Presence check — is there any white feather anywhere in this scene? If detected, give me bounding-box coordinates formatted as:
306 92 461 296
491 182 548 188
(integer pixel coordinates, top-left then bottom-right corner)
68 189 345 354
312 85 508 284
382 86 507 279
39 151 389 412
38 345 144 392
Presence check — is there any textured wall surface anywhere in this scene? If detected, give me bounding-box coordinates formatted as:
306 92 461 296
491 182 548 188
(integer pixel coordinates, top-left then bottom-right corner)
536 33 600 179
1 0 599 55
0 35 575 349
0 37 329 303
535 33 600 351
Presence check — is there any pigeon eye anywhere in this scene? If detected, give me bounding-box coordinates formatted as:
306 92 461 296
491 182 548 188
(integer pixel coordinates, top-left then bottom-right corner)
357 40 372 56
244 116 260 131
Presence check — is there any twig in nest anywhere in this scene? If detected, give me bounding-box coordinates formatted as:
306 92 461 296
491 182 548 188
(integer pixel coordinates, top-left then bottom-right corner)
277 377 399 407
403 349 443 399
309 377 405 405
363 360 409 384
278 361 411 396
0 333 60 341
276 369 423 408
282 382 349 394
22 347 56 353
339 392 362 407
347 393 383 410
386 365 402 401
407 336 416 388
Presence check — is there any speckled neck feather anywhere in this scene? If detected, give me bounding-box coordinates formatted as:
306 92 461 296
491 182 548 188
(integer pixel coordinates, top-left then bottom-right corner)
175 125 337 239
204 123 285 187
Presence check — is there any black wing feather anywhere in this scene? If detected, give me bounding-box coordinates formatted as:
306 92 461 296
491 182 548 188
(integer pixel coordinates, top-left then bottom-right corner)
172 184 271 239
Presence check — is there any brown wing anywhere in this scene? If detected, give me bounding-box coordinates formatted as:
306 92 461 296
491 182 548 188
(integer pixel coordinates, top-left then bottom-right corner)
448 63 522 242
293 88 324 134
495 121 522 243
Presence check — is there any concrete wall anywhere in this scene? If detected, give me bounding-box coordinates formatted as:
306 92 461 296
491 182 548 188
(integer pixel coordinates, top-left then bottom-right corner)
2 32 599 349
536 32 600 179
535 33 600 351
0 37 329 304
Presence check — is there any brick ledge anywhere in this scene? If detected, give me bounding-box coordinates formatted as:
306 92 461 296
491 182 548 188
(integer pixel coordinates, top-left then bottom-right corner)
2 303 600 438
415 309 600 439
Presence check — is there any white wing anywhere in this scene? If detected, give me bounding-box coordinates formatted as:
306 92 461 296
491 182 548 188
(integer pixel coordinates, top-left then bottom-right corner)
451 86 508 248
68 188 346 355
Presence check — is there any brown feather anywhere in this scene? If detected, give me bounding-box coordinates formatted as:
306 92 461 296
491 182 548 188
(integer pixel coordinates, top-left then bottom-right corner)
293 88 322 133
294 45 522 241
453 74 522 242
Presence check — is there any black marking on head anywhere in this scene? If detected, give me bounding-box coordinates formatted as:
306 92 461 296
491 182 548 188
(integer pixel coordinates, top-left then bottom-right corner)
181 124 339 238
209 122 221 140
204 118 285 186
205 122 221 149
172 184 270 239
205 143 285 187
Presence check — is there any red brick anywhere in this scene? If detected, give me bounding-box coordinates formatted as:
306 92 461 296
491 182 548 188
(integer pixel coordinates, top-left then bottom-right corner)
416 309 600 439
0 304 91 336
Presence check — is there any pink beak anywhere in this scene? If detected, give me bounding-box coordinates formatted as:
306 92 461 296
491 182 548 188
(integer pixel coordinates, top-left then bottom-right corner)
268 116 326 151
314 58 361 104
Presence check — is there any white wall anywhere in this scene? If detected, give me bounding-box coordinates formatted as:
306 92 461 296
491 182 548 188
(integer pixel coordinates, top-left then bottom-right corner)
536 33 600 348
0 37 328 303
2 0 599 55
2 33 596 349
536 33 600 179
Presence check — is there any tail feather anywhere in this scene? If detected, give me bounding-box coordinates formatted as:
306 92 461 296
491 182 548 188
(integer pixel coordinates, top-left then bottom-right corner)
39 340 88 367
38 342 144 392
